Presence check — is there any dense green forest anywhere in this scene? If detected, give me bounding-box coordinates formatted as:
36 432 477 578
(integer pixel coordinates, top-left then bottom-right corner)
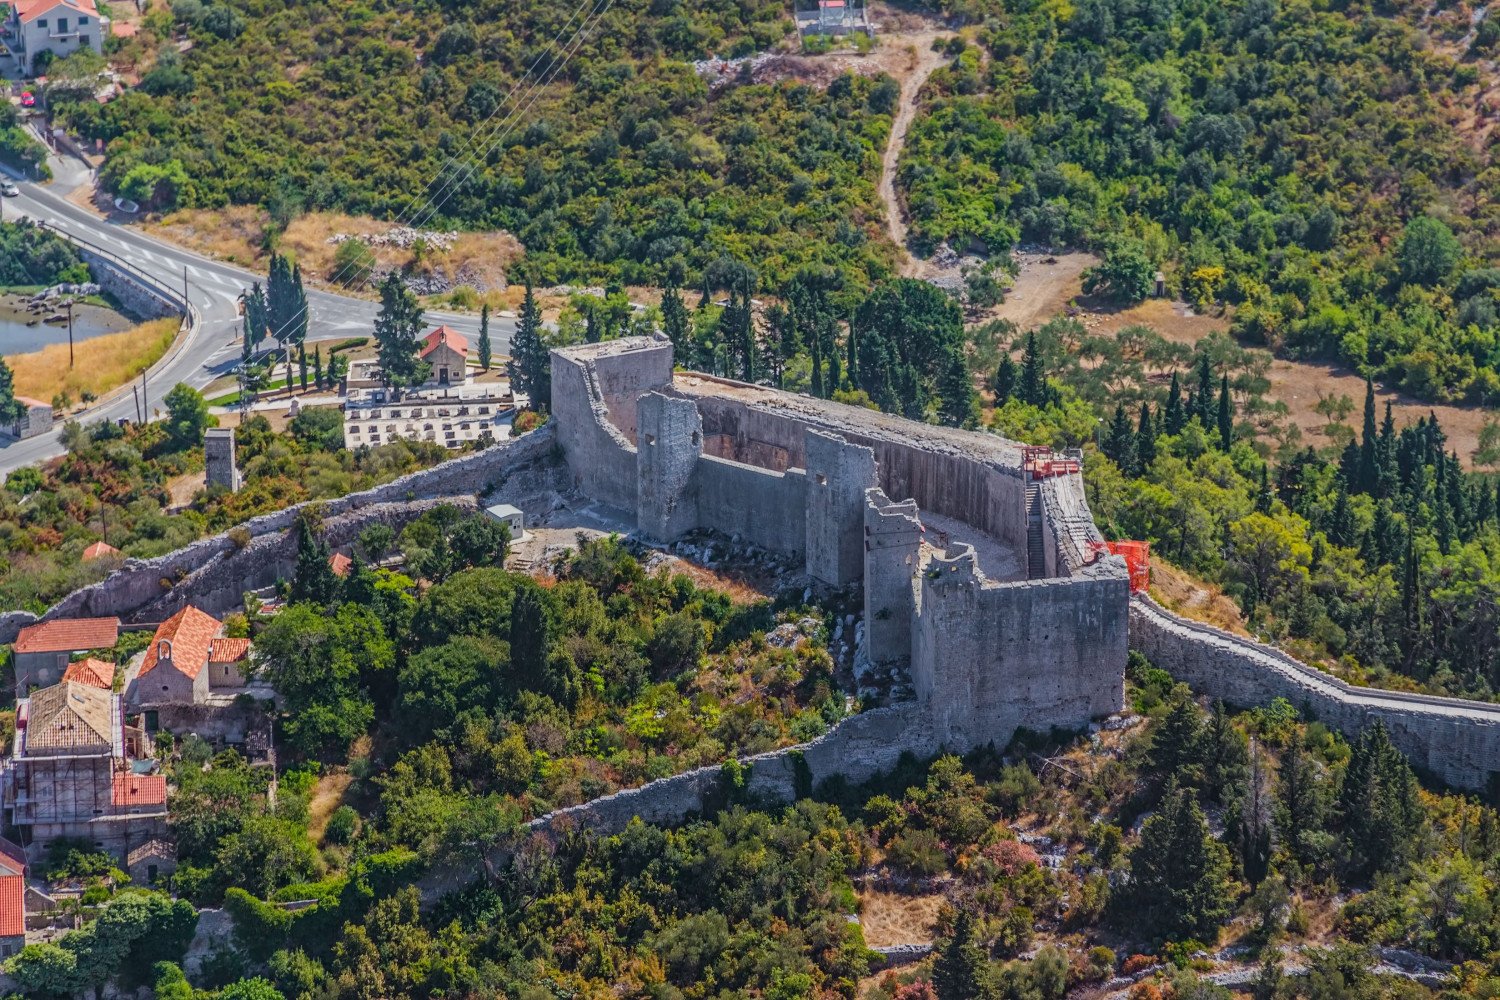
13 657 1500 999
900 0 1500 402
59 0 896 286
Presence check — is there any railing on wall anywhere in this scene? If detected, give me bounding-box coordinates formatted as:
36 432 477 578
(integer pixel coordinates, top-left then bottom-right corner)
38 220 188 315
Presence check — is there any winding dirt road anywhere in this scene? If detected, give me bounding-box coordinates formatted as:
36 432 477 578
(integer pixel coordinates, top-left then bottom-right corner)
875 28 953 277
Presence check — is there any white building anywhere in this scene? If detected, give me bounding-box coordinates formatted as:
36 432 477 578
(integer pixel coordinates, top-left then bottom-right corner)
3 0 103 76
343 384 515 451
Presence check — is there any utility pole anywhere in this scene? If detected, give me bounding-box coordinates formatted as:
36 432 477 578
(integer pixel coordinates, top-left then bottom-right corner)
132 385 141 424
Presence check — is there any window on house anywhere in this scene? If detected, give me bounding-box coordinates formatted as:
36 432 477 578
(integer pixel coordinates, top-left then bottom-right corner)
78 15 87 22
58 16 68 30
37 18 47 27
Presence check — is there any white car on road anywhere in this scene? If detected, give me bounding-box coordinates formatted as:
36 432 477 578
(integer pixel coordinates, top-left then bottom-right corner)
0 181 19 197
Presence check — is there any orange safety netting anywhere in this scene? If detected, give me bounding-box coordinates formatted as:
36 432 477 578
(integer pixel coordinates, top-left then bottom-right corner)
1092 540 1151 592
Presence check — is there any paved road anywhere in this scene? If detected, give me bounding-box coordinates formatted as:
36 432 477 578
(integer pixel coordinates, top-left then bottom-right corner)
0 167 514 476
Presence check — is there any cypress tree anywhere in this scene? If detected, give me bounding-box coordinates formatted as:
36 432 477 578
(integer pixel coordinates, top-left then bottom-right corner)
291 518 338 605
1400 531 1422 671
313 346 323 389
1328 486 1355 547
478 303 492 372
585 305 602 344
661 276 690 362
297 342 308 391
994 353 1017 404
1256 464 1273 514
846 311 858 386
1357 377 1378 495
1136 401 1157 471
1217 373 1233 449
1276 740 1327 869
509 583 551 696
1195 354 1215 426
1164 370 1185 434
1019 331 1046 406
508 282 550 411
1106 402 1137 474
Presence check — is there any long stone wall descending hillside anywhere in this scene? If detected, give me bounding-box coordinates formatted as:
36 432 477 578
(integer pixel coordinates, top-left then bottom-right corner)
0 426 557 641
1129 595 1500 794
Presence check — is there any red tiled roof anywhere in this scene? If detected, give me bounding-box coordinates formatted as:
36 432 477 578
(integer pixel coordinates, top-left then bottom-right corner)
13 617 119 655
62 657 114 689
82 541 121 561
329 552 353 577
111 772 167 808
110 20 138 36
0 838 26 878
419 325 468 359
139 606 221 681
0 875 22 938
14 0 97 23
208 638 250 663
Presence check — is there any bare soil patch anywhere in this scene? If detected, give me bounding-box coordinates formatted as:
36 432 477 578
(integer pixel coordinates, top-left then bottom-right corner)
164 471 201 510
144 209 523 293
858 889 945 948
986 252 1097 330
1148 560 1250 637
308 770 356 844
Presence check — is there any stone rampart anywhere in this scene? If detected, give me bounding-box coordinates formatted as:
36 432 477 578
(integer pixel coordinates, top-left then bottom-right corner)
0 426 556 640
1130 595 1500 794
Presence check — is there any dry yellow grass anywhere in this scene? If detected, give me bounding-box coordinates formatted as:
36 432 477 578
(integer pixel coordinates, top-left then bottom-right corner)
857 889 945 947
147 208 523 293
5 317 179 405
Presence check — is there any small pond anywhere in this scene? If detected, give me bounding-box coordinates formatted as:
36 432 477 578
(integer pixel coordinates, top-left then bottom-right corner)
0 292 135 355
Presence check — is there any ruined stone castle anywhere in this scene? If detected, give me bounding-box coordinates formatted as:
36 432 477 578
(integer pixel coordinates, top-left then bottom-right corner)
551 336 1132 754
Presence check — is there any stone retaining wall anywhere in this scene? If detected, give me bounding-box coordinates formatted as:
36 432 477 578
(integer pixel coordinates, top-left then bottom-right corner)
1129 595 1500 794
0 426 556 640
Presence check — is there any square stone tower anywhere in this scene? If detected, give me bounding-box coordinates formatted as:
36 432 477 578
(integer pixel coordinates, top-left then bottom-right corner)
205 428 241 492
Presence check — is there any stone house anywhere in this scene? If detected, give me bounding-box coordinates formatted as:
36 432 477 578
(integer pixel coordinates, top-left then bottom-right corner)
128 606 251 707
419 326 468 385
2 0 103 76
10 616 119 696
1 680 165 858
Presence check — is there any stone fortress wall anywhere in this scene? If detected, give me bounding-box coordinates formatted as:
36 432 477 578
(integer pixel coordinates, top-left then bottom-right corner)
551 336 1132 756
1130 595 1500 794
0 425 558 641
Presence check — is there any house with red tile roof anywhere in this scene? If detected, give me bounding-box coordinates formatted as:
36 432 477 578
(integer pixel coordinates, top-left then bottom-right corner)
10 616 119 695
82 540 122 561
329 551 353 578
62 657 114 689
3 0 103 76
0 838 25 957
419 326 468 385
127 606 253 706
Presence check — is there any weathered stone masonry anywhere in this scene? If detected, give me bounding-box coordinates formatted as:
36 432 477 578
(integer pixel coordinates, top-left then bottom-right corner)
552 336 1132 764
1131 595 1500 794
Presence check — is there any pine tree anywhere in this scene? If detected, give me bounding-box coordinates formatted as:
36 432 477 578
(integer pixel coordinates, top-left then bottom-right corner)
1276 740 1328 870
938 354 976 428
1105 402 1138 474
1203 700 1249 804
994 354 1017 404
1237 741 1274 888
1217 373 1233 449
1128 780 1235 941
933 908 992 1000
1149 698 1205 783
508 283 550 411
1328 486 1355 548
1164 371 1185 434
1019 331 1047 406
585 305 602 344
1357 377 1378 495
1136 402 1157 471
373 273 430 397
478 303 492 372
1338 720 1422 877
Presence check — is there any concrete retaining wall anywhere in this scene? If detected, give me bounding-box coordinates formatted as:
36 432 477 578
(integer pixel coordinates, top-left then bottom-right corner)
1130 596 1500 794
0 426 556 641
76 247 181 321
